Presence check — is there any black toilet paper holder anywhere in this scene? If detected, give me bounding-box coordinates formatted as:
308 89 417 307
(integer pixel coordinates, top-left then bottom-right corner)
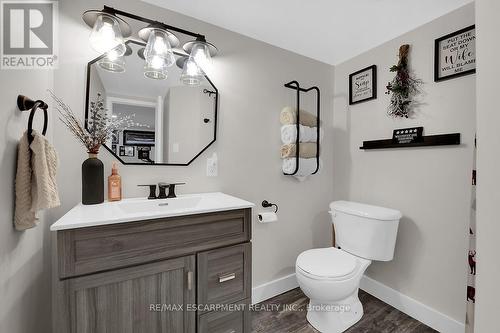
262 200 278 213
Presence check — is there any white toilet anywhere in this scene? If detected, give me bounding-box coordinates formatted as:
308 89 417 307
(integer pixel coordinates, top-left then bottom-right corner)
296 201 402 333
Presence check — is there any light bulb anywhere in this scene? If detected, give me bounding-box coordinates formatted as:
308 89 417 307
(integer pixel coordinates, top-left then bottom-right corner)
106 48 119 61
153 36 167 53
150 56 164 70
89 14 125 55
98 53 125 73
144 29 174 67
180 57 203 86
190 42 212 73
144 55 167 80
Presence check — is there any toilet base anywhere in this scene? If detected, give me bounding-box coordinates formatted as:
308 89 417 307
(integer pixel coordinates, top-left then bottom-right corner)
306 292 363 333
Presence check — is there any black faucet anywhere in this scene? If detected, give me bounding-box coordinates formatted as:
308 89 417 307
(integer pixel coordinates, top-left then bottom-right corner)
158 182 186 199
139 183 185 199
137 184 158 200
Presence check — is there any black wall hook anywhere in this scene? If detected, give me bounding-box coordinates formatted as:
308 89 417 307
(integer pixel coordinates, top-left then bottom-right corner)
203 89 217 97
262 200 278 213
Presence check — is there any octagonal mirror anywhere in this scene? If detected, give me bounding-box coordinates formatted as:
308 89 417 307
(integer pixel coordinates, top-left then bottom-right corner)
85 40 218 165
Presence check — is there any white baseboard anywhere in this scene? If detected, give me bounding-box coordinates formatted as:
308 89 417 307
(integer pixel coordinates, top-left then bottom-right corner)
252 273 298 304
252 273 465 333
360 275 465 333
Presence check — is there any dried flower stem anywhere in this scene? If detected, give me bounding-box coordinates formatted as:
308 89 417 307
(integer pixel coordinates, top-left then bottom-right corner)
48 90 139 154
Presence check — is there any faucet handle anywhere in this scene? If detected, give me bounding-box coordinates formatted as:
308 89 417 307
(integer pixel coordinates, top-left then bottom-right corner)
138 184 157 200
167 182 186 198
157 183 169 199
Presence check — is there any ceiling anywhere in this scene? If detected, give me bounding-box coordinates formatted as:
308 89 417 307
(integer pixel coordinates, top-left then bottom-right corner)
142 0 473 65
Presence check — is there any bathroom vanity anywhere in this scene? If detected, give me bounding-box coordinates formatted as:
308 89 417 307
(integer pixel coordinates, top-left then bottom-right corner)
51 192 254 333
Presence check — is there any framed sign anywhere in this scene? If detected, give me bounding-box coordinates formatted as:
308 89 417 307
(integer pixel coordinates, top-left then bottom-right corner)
349 65 377 105
434 25 476 82
392 127 423 144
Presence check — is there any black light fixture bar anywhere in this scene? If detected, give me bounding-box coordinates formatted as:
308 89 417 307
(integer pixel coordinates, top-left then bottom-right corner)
102 5 205 40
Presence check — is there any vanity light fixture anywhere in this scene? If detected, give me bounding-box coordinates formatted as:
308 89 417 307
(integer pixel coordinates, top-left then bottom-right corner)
98 51 125 73
82 6 218 83
143 54 168 79
82 9 131 55
138 25 179 80
183 36 217 73
97 44 132 73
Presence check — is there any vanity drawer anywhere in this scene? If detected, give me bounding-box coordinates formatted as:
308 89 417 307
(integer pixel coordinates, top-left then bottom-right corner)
197 243 251 310
57 209 251 279
197 299 251 333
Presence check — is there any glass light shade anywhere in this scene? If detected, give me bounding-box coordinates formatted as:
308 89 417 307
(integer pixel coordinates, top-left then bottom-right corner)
89 14 126 56
180 57 203 86
190 42 212 73
144 55 168 80
144 29 175 67
98 49 125 73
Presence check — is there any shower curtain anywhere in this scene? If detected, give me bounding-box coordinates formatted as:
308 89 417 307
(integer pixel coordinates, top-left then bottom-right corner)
465 137 476 333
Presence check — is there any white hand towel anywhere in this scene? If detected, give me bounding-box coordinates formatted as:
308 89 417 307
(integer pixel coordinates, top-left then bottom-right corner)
30 130 60 212
282 158 319 176
14 130 60 231
14 132 35 230
281 125 318 144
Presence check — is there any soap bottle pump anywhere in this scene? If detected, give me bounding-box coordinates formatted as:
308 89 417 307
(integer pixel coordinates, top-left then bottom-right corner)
108 162 122 201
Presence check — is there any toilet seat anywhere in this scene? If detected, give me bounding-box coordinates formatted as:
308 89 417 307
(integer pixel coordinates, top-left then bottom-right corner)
296 247 360 280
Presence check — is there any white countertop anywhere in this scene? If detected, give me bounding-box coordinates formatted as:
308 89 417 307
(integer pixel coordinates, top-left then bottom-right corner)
50 192 255 231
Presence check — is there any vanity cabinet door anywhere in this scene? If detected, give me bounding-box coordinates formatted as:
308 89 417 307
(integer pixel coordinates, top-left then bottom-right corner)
68 256 195 333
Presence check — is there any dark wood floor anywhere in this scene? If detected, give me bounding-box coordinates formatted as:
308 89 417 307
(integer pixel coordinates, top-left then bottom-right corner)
252 288 437 333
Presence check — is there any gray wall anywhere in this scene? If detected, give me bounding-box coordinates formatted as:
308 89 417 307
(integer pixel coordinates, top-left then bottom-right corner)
332 4 474 323
50 0 334 294
0 72 54 331
475 0 500 331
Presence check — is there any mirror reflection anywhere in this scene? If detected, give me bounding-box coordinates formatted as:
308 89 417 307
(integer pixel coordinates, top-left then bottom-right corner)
86 40 217 165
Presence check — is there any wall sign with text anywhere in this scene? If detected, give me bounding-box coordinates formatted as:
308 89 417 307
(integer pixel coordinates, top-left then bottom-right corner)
349 65 377 105
392 127 423 145
434 25 476 82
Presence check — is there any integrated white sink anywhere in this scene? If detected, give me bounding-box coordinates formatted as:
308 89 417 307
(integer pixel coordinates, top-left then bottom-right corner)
50 192 254 231
117 196 203 215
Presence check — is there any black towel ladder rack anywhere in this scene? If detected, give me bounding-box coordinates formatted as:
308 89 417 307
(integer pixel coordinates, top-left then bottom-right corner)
283 81 320 176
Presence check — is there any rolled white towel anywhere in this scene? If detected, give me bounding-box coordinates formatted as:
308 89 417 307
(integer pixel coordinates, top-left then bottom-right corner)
282 158 319 176
281 125 318 144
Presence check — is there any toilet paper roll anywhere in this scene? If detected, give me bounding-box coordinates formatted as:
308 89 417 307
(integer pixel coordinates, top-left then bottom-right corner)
258 212 278 223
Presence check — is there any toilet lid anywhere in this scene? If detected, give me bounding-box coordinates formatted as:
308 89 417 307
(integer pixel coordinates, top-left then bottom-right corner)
296 248 357 278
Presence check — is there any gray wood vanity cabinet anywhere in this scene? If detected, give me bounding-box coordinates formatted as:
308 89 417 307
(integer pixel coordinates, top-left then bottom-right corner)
54 208 252 333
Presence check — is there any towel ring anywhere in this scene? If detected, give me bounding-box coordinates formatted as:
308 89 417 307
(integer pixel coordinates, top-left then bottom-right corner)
17 95 48 143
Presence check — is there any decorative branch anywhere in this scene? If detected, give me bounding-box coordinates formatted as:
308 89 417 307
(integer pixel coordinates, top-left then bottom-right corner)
385 44 423 118
48 90 143 154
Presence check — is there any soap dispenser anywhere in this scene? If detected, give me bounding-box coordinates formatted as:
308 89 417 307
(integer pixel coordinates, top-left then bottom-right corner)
108 162 122 201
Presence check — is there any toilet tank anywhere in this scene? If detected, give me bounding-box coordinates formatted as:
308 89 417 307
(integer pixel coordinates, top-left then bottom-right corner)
330 201 402 261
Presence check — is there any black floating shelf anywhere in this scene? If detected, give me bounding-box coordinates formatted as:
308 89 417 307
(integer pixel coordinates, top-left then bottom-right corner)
360 133 460 150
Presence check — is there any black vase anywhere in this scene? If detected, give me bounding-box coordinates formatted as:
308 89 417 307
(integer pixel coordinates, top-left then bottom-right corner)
82 153 104 205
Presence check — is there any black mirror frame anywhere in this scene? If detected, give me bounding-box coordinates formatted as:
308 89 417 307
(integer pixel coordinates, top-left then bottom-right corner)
85 40 218 166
